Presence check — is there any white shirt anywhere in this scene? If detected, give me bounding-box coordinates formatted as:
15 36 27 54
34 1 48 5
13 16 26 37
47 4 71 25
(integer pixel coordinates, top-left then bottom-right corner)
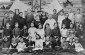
75 13 83 23
60 28 67 37
28 27 36 36
43 18 56 29
17 42 26 52
36 29 45 38
33 39 44 50
74 43 84 52
58 15 65 29
68 12 74 23
28 27 37 41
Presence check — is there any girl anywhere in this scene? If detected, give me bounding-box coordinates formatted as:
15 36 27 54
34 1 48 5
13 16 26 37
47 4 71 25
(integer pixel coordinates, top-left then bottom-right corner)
44 36 51 49
60 24 68 37
33 34 44 50
74 39 85 53
44 23 52 37
9 39 18 54
67 23 76 37
16 38 26 52
28 22 36 41
51 36 61 50
36 23 45 39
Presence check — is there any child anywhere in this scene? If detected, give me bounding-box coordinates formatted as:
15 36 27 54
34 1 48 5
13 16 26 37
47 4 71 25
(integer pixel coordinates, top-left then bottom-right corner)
52 23 61 38
12 22 20 43
36 23 45 39
51 36 61 50
67 23 76 39
25 37 35 53
44 23 52 37
44 36 51 49
20 25 28 43
33 34 44 51
28 22 36 41
9 39 18 54
16 38 26 52
60 24 68 37
2 23 12 48
74 39 85 53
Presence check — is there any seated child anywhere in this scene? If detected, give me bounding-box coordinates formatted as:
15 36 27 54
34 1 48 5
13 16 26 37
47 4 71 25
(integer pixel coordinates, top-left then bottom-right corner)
12 22 20 43
28 22 36 41
20 25 28 43
44 36 51 49
51 36 61 50
16 38 26 52
9 39 18 53
24 36 35 53
74 39 85 53
33 34 44 51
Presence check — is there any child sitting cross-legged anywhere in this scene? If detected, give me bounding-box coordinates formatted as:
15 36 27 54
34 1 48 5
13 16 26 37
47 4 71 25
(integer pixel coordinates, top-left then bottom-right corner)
74 39 85 54
51 36 61 51
9 39 18 54
16 37 27 52
24 36 35 53
32 34 44 51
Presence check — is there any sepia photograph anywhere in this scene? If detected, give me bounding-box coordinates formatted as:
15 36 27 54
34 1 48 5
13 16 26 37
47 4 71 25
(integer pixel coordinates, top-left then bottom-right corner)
0 0 84 55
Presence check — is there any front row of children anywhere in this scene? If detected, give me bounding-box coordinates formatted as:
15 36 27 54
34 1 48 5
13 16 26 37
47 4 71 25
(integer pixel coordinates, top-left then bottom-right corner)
8 33 85 54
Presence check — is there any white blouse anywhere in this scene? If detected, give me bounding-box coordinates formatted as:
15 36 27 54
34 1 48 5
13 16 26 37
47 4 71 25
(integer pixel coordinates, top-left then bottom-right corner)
74 43 84 52
43 19 56 29
58 15 65 29
60 28 67 37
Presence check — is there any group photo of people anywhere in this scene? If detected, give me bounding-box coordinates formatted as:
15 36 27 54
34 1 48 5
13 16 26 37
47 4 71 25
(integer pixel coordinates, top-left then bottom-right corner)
1 6 85 55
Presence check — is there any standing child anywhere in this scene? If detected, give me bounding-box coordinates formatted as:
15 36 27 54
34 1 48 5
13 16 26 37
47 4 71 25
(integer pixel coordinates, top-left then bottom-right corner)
44 23 52 37
2 23 12 48
20 25 28 43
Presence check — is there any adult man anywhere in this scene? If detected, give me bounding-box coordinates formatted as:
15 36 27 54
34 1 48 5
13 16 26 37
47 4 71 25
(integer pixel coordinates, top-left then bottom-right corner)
43 14 56 30
14 9 20 22
52 9 58 22
25 9 34 28
68 8 75 24
75 9 83 23
2 13 9 28
62 13 71 29
58 11 65 29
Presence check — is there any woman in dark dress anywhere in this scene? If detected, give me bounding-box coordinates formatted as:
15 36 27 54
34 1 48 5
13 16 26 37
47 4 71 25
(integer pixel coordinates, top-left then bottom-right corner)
40 11 48 25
